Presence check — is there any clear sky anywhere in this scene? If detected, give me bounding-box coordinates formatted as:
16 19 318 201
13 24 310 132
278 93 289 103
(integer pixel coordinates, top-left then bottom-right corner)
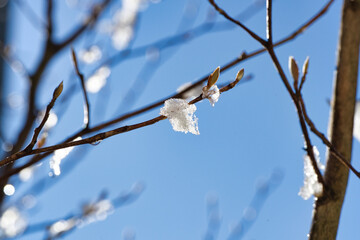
3 0 360 239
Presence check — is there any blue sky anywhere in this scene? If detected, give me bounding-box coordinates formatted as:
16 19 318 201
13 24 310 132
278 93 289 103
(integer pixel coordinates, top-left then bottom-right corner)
2 0 360 239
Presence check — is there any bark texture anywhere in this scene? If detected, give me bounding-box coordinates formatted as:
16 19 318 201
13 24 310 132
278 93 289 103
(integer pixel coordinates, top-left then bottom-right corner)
309 0 360 239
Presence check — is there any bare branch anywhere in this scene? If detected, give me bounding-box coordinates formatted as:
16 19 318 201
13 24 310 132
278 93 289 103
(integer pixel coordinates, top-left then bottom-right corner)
298 95 360 179
24 82 63 152
0 73 243 166
71 48 91 128
55 0 112 50
208 0 267 46
266 0 273 43
267 47 325 187
0 0 335 179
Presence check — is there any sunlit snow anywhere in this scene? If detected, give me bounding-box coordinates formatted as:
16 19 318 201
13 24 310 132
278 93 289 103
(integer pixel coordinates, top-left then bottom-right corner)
298 146 324 200
160 98 199 135
202 85 220 107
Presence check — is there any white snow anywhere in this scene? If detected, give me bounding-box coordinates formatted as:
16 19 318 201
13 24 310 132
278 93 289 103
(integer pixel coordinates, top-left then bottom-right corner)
298 146 324 200
353 101 360 142
160 98 199 135
202 85 220 107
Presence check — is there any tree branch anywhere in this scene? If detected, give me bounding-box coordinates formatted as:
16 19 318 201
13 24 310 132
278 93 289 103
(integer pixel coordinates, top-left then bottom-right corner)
0 0 336 179
0 73 244 166
71 48 91 128
208 0 267 46
266 0 273 43
24 82 63 152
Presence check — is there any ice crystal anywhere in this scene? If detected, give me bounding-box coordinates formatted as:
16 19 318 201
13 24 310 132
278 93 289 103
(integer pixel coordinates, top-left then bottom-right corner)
160 98 199 135
202 85 220 107
298 146 324 200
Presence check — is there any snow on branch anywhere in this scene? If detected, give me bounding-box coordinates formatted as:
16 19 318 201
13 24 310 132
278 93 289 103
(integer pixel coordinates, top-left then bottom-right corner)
299 146 325 200
160 98 199 135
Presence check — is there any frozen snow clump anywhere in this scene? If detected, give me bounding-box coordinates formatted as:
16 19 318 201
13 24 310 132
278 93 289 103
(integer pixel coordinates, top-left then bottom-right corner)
298 146 324 200
160 98 199 135
202 85 220 107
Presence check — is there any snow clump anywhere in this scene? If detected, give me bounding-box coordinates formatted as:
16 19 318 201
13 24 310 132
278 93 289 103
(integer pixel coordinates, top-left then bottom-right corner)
160 98 199 135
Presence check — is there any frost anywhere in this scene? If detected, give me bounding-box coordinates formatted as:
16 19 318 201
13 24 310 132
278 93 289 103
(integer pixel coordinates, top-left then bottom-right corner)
0 207 27 238
49 137 82 177
160 98 199 135
202 85 220 107
176 82 203 100
86 66 111 93
298 146 324 200
353 101 360 142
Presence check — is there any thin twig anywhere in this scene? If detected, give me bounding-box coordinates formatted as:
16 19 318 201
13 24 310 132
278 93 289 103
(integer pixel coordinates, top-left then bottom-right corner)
0 75 243 166
0 0 113 206
209 0 328 184
266 0 273 43
46 0 54 38
71 48 91 128
24 82 63 152
209 0 326 184
267 47 325 186
298 95 360 178
208 0 267 46
55 0 112 50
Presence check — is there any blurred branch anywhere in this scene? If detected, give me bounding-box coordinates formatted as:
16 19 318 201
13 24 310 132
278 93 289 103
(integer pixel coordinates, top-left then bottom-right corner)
22 183 144 238
92 0 267 75
46 0 54 38
0 0 112 208
55 0 111 50
227 170 283 240
13 0 47 31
